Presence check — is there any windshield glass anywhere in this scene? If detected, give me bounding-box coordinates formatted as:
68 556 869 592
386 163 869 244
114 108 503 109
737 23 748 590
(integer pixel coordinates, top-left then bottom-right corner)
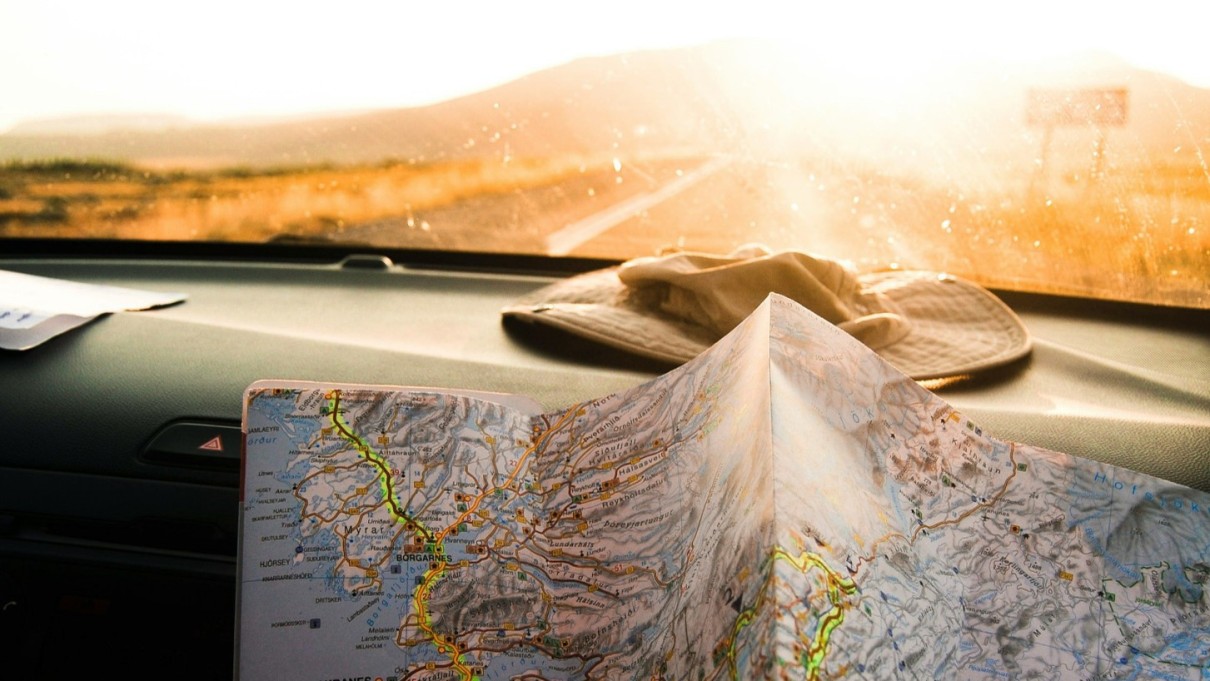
2 1 1207 308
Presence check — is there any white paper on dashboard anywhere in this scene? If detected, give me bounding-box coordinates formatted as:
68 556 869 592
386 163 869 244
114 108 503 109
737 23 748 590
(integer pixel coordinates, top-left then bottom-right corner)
0 269 186 350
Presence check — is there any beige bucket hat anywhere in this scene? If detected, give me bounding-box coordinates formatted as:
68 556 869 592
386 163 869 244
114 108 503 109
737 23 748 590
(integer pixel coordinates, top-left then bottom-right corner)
503 246 1031 380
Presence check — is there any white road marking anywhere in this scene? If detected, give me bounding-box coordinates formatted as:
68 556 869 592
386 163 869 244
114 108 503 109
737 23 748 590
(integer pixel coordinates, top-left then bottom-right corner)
545 156 732 256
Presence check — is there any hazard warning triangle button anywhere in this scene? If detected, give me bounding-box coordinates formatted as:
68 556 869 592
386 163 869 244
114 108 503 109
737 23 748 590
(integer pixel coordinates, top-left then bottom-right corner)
142 422 240 469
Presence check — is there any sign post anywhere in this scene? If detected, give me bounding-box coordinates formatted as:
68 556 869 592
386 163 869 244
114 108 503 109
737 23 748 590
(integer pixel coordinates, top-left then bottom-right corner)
1026 88 1128 194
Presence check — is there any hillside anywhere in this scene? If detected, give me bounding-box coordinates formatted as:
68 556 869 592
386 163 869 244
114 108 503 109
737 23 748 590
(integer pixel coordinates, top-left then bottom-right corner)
1 40 1207 176
0 41 791 167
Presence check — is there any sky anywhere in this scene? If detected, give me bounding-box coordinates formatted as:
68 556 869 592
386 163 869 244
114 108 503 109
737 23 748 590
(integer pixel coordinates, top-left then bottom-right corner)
2 0 1208 133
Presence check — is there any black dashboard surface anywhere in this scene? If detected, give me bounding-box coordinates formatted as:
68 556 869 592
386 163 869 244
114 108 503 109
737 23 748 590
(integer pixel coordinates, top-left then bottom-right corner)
1 252 1207 677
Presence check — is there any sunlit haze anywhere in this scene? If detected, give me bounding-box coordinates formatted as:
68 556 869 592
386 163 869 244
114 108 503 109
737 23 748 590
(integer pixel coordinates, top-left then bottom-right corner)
2 0 1208 133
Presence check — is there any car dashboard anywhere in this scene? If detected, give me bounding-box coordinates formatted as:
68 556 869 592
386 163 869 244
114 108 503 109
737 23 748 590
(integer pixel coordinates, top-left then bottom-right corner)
1 242 1207 678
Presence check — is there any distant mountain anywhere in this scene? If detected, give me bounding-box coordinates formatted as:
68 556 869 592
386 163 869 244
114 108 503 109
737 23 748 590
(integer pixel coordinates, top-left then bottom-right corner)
843 50 1210 177
1 40 1206 173
6 113 194 136
0 40 802 167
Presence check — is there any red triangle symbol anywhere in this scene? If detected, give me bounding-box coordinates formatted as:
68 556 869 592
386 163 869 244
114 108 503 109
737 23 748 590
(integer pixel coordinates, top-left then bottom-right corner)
198 436 224 452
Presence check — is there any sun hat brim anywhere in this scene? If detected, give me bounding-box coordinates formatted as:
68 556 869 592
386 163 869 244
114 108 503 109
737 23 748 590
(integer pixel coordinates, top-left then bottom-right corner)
502 265 1030 380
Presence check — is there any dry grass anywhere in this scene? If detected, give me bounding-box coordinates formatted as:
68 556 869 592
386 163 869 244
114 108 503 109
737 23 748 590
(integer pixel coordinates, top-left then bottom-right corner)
2 154 1206 307
567 153 1209 308
0 156 616 243
873 163 1210 308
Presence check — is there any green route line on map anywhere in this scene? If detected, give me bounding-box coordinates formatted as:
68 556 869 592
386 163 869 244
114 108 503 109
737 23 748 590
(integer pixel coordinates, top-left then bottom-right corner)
713 549 858 680
325 391 578 681
327 391 434 542
715 558 770 680
774 548 859 680
326 391 478 680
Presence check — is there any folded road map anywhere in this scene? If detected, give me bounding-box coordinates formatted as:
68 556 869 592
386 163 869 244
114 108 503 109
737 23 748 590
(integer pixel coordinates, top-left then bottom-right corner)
239 294 1209 680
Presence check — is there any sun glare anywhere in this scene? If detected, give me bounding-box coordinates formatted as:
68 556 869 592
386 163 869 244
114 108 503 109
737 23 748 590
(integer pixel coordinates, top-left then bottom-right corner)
2 1 1209 132
758 1 1210 99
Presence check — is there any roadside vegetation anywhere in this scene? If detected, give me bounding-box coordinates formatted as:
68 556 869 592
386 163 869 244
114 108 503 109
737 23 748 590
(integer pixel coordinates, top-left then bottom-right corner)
833 159 1210 308
1 153 1205 307
0 155 625 243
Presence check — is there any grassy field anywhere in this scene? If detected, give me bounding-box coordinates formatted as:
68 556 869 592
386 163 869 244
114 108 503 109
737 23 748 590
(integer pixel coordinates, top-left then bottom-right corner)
891 166 1209 308
572 155 1210 308
0 155 625 243
1 154 1206 307
809 159 1210 308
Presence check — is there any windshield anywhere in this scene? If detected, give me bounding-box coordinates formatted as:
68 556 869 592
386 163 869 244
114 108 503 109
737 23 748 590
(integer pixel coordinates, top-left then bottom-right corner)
2 1 1207 308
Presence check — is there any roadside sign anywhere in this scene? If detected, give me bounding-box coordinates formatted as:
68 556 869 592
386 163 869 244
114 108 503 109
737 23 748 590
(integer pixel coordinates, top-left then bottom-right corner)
1026 88 1129 193
1027 88 1128 127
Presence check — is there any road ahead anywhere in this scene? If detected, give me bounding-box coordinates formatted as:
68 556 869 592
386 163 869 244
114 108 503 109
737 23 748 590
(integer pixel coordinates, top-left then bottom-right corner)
332 154 1209 307
336 155 918 269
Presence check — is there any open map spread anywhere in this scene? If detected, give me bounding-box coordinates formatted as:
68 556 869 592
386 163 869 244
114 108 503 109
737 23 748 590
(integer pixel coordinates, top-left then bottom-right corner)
238 294 1210 680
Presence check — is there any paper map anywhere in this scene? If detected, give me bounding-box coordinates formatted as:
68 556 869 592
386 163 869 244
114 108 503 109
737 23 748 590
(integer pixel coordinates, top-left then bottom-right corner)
0 269 186 350
239 294 1209 680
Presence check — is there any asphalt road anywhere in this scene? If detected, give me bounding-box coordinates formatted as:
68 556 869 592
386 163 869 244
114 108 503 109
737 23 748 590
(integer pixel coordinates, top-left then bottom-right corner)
329 154 1208 307
334 155 924 269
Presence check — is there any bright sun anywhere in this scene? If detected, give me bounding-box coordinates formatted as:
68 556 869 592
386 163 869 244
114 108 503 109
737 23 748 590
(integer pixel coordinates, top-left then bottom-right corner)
0 0 1207 132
